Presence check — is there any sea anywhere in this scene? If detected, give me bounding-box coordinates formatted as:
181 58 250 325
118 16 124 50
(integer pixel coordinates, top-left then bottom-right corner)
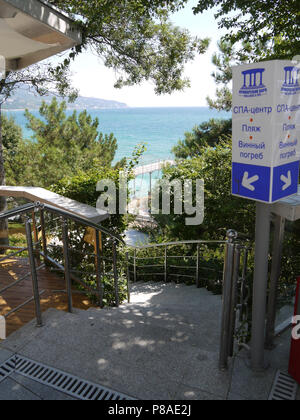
4 106 230 164
4 106 230 198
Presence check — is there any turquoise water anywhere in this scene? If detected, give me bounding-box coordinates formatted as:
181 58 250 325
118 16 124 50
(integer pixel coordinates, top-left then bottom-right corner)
4 107 230 164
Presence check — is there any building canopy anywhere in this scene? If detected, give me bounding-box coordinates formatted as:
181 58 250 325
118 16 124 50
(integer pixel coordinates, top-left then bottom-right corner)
0 0 81 71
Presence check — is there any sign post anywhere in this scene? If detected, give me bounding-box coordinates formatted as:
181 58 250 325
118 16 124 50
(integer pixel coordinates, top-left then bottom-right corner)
232 60 300 371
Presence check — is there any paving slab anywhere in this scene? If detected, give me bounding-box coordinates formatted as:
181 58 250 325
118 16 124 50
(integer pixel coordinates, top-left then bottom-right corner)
9 373 76 400
0 377 41 400
0 348 14 365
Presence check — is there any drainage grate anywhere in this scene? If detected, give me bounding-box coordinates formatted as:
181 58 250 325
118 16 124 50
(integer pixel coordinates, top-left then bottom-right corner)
0 355 135 400
269 371 298 401
0 357 16 383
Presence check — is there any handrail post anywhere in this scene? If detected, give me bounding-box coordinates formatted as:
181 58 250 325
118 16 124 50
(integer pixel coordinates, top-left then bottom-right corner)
196 244 200 288
32 210 41 264
228 245 241 357
40 208 47 260
95 229 104 308
113 241 120 307
25 217 43 327
126 252 131 303
133 249 137 283
265 215 285 349
164 246 168 283
219 230 238 371
62 218 73 313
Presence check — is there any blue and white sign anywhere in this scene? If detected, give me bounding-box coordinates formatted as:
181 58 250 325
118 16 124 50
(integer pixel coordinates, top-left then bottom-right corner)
232 60 300 203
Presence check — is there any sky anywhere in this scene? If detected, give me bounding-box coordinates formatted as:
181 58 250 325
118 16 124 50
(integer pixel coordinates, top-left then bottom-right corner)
69 1 225 108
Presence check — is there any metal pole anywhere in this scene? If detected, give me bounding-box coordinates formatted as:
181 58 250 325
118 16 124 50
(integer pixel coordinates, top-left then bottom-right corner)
40 208 47 259
265 215 285 349
134 249 137 282
164 246 168 283
95 229 104 308
251 202 271 371
196 244 200 288
25 217 43 327
228 246 241 357
113 241 120 307
126 252 131 303
219 230 237 371
61 218 73 313
31 210 41 263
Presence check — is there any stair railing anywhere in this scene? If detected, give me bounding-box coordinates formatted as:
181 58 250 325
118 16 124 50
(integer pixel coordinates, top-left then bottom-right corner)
128 239 226 290
0 201 127 333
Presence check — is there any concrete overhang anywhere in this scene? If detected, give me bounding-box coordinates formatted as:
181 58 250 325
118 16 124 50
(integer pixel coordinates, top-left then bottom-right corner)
0 0 81 71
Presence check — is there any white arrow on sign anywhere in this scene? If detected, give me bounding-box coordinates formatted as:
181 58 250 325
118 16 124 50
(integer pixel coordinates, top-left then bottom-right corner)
242 172 259 191
280 171 292 191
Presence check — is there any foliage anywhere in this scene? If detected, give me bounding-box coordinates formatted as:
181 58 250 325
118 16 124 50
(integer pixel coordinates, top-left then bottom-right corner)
52 167 129 237
48 0 209 94
1 114 23 181
193 0 300 60
155 137 256 241
172 117 232 158
7 98 119 187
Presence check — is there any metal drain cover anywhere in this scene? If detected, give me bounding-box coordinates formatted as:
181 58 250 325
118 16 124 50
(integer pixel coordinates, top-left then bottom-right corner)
0 354 135 400
269 371 298 401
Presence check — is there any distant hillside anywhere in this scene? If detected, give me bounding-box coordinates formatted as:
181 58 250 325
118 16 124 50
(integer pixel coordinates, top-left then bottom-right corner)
3 88 128 111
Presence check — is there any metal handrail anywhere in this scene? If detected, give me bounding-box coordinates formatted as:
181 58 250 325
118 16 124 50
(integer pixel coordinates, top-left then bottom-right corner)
0 202 125 245
0 201 128 331
130 239 226 250
128 239 227 287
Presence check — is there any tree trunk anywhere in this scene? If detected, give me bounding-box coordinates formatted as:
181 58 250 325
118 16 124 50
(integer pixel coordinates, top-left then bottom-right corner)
0 102 9 247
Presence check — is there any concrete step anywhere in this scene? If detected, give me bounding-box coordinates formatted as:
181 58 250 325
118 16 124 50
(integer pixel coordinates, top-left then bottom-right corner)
127 280 219 307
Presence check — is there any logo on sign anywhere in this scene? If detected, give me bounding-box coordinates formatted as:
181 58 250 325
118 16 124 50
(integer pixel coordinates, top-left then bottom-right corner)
281 66 300 96
239 68 267 98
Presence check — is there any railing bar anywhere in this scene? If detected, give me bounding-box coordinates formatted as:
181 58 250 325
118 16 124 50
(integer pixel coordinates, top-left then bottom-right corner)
51 289 97 295
169 265 197 269
4 290 46 319
39 252 98 295
0 264 46 294
168 274 196 279
0 203 36 220
0 245 26 250
0 247 29 262
46 245 113 261
136 264 165 268
138 273 165 276
131 240 226 250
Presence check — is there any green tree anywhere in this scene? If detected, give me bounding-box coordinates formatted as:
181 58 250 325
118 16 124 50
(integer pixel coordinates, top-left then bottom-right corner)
172 118 232 158
193 0 299 60
0 114 23 245
49 0 209 94
156 137 256 241
8 98 119 188
53 168 129 237
0 0 210 239
2 114 23 185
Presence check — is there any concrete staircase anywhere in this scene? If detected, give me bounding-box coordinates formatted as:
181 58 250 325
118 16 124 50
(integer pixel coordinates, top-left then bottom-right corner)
0 280 296 400
0 281 229 400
